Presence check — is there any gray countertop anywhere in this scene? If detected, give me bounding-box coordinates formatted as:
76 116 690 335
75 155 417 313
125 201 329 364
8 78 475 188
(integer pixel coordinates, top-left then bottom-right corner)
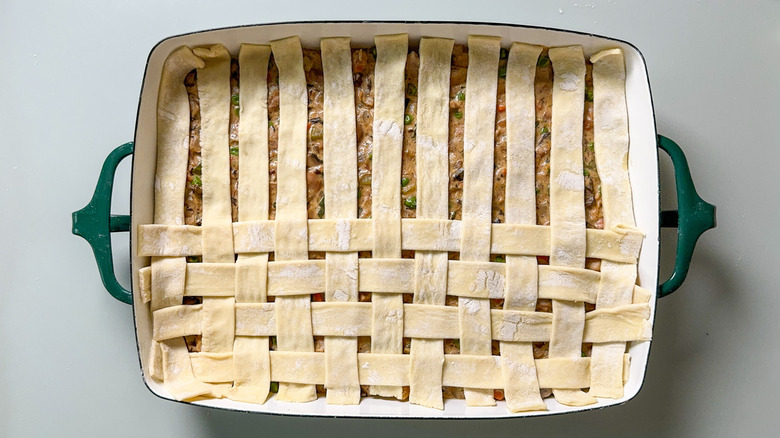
1 1 777 436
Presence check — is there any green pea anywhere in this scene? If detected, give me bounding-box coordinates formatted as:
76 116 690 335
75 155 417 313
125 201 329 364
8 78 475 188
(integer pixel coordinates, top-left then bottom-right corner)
537 56 550 67
406 82 417 96
456 90 465 101
229 146 239 156
191 175 202 187
404 114 413 125
401 177 410 187
583 169 590 177
500 48 509 60
494 256 505 263
453 110 463 119
585 87 594 102
317 197 325 219
404 196 417 209
540 126 549 135
498 64 507 78
231 93 239 106
270 381 279 393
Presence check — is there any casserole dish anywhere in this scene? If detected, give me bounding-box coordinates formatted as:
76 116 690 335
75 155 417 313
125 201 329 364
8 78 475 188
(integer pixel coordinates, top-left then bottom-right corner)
72 21 715 418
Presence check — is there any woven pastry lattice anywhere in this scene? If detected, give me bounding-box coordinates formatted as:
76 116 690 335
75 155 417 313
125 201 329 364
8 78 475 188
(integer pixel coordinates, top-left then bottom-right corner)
137 34 650 412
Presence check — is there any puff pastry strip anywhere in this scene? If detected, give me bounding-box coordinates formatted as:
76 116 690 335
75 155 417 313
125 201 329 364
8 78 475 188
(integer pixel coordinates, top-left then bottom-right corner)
409 37 453 410
501 42 546 412
547 45 596 407
269 36 316 403
230 43 272 404
588 48 643 399
368 34 408 400
153 301 651 344
181 351 633 391
140 220 643 263
321 36 361 404
458 35 501 407
149 46 211 400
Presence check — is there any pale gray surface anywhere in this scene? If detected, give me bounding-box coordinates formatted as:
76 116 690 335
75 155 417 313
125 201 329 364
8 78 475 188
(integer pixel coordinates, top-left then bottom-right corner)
0 0 777 436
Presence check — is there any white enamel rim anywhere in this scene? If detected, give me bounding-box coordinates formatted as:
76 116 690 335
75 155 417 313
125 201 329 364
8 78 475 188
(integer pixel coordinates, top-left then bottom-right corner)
129 21 660 419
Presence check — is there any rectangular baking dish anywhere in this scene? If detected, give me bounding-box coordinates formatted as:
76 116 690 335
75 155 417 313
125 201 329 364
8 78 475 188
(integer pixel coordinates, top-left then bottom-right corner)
72 21 716 418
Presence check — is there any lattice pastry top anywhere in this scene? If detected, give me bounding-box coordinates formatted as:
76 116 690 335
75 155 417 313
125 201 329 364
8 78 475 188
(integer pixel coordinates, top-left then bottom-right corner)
137 34 649 412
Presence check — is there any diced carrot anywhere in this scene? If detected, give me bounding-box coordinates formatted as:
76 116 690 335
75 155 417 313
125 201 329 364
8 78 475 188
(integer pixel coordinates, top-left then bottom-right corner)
497 103 506 112
312 293 324 302
494 389 505 401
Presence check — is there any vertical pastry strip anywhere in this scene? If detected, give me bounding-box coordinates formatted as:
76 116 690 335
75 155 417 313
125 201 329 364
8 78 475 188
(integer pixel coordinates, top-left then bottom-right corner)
231 43 272 404
270 36 316 403
409 37 453 410
589 48 640 398
195 45 236 264
458 35 500 407
501 42 547 412
321 37 361 404
369 34 408 400
154 46 205 227
152 47 204 312
192 45 236 386
547 45 596 407
151 47 210 399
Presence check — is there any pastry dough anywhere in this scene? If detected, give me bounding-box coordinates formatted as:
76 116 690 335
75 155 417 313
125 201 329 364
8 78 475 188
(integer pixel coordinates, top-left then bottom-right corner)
409 37 454 410
269 36 316 403
501 41 547 412
140 35 649 412
368 34 408 399
458 35 501 407
547 45 595 407
588 48 640 399
321 36 361 404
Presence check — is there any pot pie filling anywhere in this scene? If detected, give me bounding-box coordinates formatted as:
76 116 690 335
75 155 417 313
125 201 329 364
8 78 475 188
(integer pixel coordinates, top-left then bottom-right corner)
137 34 650 412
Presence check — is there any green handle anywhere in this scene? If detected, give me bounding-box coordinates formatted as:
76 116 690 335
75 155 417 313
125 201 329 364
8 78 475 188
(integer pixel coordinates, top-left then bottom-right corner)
72 142 134 304
657 135 716 298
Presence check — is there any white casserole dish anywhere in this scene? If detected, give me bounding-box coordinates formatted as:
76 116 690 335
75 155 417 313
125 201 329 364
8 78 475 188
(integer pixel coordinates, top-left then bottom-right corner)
72 21 714 419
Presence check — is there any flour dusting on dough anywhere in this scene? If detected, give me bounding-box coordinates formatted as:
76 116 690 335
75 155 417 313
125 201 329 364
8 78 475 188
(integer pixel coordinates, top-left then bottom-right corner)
554 170 585 192
471 269 505 298
462 298 481 315
335 219 351 251
558 72 579 91
333 289 349 301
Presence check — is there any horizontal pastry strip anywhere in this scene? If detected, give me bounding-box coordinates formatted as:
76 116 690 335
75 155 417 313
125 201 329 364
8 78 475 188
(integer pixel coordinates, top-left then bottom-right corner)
183 351 631 390
139 261 652 303
152 301 652 343
138 220 643 262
